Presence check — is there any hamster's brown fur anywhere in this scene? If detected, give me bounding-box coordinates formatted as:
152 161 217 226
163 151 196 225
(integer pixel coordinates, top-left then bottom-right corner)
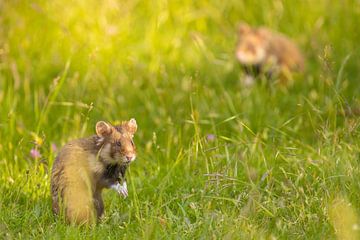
50 119 137 225
236 23 304 83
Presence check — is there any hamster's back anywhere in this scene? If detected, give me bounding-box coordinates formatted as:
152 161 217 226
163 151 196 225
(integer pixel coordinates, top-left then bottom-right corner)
51 138 98 225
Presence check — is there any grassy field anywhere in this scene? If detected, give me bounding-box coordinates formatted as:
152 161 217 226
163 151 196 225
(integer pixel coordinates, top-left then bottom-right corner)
1 0 360 239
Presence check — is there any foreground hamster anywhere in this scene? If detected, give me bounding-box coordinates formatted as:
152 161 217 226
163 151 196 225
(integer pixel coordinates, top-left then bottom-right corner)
50 119 137 225
236 22 304 84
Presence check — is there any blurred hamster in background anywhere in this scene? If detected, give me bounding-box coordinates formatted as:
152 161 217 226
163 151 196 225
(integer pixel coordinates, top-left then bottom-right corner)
236 22 304 86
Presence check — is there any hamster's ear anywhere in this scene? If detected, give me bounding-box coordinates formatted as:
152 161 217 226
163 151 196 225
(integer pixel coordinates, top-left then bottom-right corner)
256 27 269 38
238 22 251 35
96 121 113 137
127 118 137 134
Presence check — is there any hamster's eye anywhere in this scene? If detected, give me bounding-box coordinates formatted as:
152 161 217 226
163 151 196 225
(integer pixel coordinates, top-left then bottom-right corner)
131 140 135 147
116 141 121 147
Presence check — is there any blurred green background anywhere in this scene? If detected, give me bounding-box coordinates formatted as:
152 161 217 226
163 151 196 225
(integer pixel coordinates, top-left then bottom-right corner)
1 0 360 239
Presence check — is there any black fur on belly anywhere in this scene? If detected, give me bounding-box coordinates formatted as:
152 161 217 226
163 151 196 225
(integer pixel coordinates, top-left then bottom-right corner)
101 164 128 187
242 64 261 76
242 63 275 79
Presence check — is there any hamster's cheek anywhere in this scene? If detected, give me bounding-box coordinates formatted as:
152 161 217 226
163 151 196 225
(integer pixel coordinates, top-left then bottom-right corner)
113 152 123 161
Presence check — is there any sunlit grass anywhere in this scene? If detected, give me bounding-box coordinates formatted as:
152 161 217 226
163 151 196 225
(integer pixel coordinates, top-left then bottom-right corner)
1 0 360 239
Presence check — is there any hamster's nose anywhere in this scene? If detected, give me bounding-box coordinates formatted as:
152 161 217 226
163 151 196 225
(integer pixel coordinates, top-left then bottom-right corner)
126 155 134 162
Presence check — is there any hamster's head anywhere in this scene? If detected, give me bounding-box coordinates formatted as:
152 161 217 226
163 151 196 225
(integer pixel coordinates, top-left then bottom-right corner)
95 118 137 165
236 23 269 65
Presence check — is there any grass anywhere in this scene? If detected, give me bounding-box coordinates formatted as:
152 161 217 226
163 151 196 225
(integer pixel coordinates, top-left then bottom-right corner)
1 0 360 239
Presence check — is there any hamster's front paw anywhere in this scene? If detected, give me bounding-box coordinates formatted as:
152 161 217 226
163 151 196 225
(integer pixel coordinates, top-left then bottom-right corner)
111 182 128 198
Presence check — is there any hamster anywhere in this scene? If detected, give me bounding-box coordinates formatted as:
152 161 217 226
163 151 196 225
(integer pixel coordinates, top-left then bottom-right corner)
236 22 304 84
50 119 137 225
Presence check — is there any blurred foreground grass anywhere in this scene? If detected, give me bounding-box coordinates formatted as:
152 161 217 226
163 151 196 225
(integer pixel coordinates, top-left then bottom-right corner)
1 0 360 239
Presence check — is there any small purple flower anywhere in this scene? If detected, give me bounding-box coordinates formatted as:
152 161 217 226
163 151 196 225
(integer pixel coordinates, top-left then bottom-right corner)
206 134 216 142
30 148 41 159
51 143 57 152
